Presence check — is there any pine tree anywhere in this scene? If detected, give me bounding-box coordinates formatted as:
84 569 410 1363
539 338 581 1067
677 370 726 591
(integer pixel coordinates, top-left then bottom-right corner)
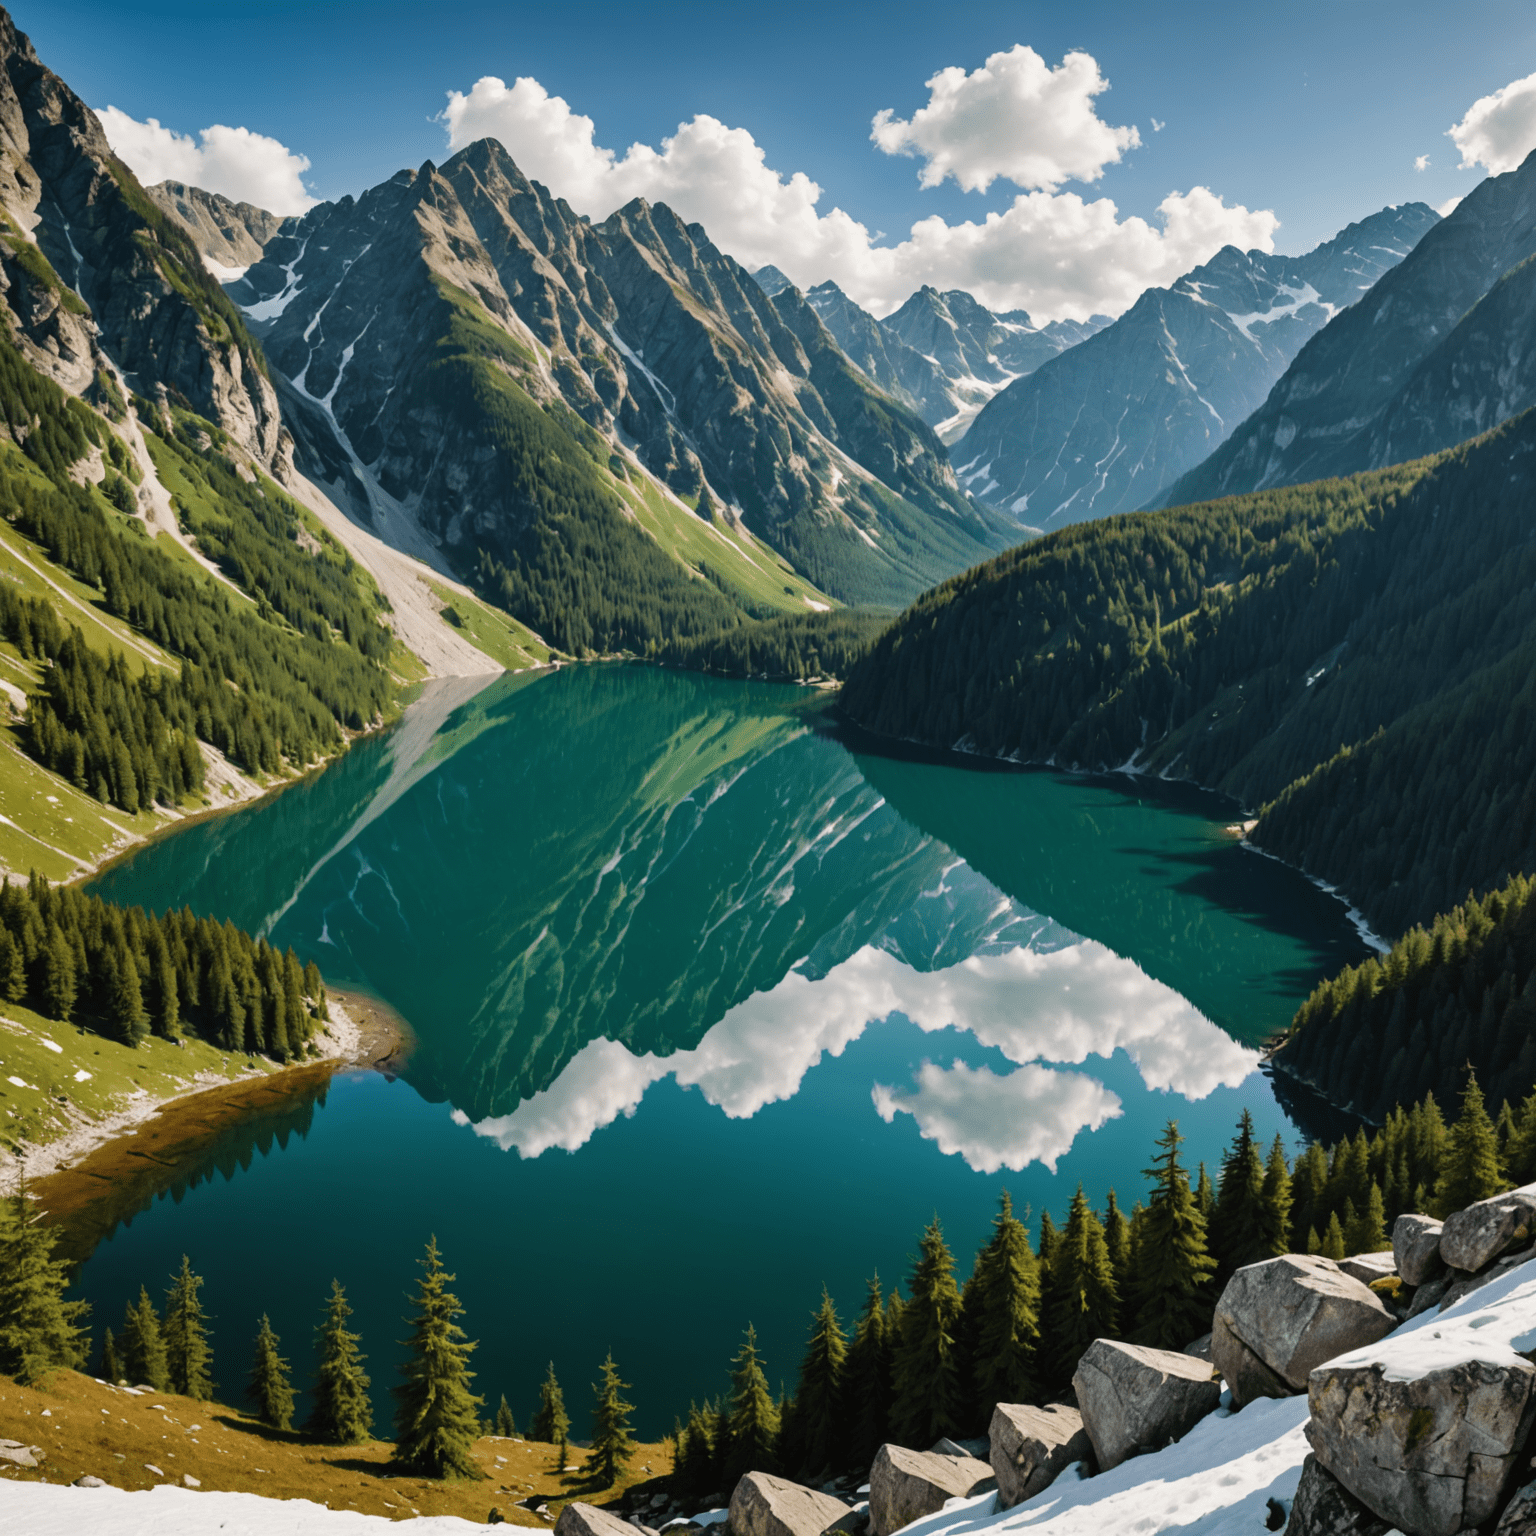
722 1324 780 1483
1213 1110 1268 1281
494 1395 517 1437
120 1286 167 1390
1435 1070 1509 1216
1042 1187 1118 1385
677 1401 714 1495
393 1237 483 1479
970 1191 1040 1424
101 1324 121 1385
248 1314 295 1430
1289 1143 1329 1249
1320 1212 1347 1261
1103 1190 1132 1280
0 1183 89 1384
163 1255 213 1399
843 1275 891 1468
1194 1163 1215 1224
1507 1089 1536 1184
791 1292 846 1478
1345 1182 1389 1254
1259 1136 1294 1258
306 1281 373 1445
890 1219 964 1447
589 1353 637 1487
1036 1210 1063 1275
1129 1122 1217 1352
531 1361 570 1468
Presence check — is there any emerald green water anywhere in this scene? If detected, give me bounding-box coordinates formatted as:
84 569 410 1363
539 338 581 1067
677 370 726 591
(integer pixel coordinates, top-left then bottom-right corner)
76 665 1367 1435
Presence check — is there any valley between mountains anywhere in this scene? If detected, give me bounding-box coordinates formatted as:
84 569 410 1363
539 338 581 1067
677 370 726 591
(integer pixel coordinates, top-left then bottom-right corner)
1 5 1536 1536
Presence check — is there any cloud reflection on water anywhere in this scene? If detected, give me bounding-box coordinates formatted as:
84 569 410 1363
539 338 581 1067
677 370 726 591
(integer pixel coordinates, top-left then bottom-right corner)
459 934 1260 1171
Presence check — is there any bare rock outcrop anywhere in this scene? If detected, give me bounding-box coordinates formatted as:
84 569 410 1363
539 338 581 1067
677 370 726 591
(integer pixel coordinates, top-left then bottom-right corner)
728 1473 862 1536
868 1444 995 1536
1339 1253 1396 1286
1284 1454 1394 1535
988 1403 1093 1507
1495 1480 1536 1533
1394 1214 1447 1287
1211 1255 1394 1405
1439 1185 1536 1274
1071 1340 1220 1471
557 1504 638 1536
1307 1354 1536 1535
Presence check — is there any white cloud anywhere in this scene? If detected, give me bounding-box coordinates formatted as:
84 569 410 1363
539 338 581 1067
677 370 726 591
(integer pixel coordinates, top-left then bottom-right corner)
1448 71 1536 175
873 1059 1121 1174
1151 118 1166 133
459 937 1259 1164
440 65 1276 322
870 46 1139 195
1415 154 1430 171
95 107 316 215
1438 195 1464 217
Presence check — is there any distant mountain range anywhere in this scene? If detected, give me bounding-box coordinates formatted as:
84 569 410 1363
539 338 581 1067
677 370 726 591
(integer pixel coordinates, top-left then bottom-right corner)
952 202 1439 529
1161 148 1536 505
752 265 1107 443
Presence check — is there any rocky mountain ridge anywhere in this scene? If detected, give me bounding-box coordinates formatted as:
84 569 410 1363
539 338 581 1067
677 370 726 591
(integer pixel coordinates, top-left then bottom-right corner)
1162 150 1536 506
954 201 1439 530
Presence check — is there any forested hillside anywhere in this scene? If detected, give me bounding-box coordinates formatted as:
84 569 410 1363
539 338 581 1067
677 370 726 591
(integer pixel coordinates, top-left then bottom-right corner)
840 407 1536 937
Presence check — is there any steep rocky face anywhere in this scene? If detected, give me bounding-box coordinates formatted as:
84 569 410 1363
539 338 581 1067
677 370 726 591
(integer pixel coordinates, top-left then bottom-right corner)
241 137 1008 607
958 202 1438 529
0 7 280 461
1163 160 1536 505
146 180 284 274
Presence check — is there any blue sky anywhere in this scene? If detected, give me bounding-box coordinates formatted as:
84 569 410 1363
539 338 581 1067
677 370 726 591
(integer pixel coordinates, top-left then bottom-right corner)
28 0 1536 317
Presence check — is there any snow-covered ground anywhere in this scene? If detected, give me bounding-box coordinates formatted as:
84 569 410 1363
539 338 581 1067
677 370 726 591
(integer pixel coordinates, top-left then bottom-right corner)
6 1266 1534 1536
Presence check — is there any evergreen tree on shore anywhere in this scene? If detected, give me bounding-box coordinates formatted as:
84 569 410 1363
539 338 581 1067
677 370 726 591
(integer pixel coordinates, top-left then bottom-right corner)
789 1292 846 1477
890 1219 964 1447
163 1256 213 1399
969 1192 1040 1422
843 1275 891 1468
1435 1070 1509 1215
248 1315 295 1430
1043 1186 1118 1386
121 1286 167 1390
723 1324 780 1484
531 1361 570 1469
306 1281 373 1445
100 1325 121 1386
1259 1135 1294 1260
494 1395 517 1437
1213 1111 1267 1281
1130 1123 1216 1351
393 1237 483 1479
0 1183 89 1384
589 1353 637 1487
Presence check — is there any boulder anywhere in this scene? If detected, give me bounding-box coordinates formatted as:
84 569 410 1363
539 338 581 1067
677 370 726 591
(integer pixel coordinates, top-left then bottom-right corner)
1439 1244 1536 1313
1338 1252 1396 1286
867 1445 995 1536
1284 1454 1393 1536
1394 1214 1447 1287
1071 1340 1220 1472
0 1440 38 1468
729 1473 860 1536
929 1437 987 1460
1407 1272 1454 1320
1439 1184 1536 1273
1496 1481 1536 1533
1212 1255 1394 1394
988 1403 1093 1507
1211 1313 1294 1407
72 1475 105 1488
559 1505 642 1536
1307 1355 1536 1535
1183 1333 1213 1362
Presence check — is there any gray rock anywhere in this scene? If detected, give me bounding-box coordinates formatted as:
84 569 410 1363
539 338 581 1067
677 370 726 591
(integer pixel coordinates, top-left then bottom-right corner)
182 1474 201 1489
1338 1253 1396 1286
729 1474 862 1536
1439 1242 1536 1312
1183 1333 1213 1362
1071 1340 1221 1472
72 1475 105 1488
868 1445 995 1536
558 1504 641 1536
929 1437 987 1460
1211 1313 1295 1407
1283 1454 1393 1535
1394 1214 1447 1287
1307 1354 1536 1535
0 1441 38 1468
988 1403 1094 1508
1212 1255 1394 1394
1407 1271 1455 1319
1440 1184 1536 1273
1496 1480 1536 1533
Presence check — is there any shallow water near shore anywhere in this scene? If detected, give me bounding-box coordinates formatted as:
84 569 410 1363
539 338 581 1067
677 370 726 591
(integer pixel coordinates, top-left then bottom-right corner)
75 665 1368 1436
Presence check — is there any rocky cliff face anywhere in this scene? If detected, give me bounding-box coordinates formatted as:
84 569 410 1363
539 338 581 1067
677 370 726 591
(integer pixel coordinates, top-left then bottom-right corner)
957 202 1439 529
145 180 284 274
1163 159 1536 505
240 138 1009 607
0 7 280 461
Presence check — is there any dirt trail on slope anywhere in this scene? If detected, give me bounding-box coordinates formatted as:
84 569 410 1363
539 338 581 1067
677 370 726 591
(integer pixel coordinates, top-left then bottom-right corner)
283 471 500 679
